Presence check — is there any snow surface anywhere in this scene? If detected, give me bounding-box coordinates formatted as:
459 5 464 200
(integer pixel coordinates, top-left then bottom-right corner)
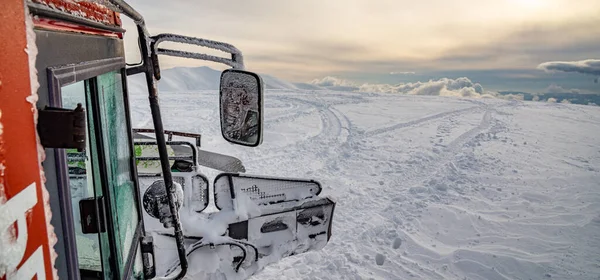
129 76 600 279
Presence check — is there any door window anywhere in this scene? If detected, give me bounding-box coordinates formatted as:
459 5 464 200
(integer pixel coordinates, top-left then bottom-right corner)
94 71 142 276
61 81 103 273
59 70 143 279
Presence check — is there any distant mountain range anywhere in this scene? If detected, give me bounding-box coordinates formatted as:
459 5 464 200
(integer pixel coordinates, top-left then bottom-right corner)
127 66 599 106
127 66 305 93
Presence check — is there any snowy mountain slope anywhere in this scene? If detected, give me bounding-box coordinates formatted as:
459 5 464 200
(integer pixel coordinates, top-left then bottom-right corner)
129 90 600 280
127 66 298 93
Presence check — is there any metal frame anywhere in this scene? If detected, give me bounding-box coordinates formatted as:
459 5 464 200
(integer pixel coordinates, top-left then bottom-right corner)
134 128 202 147
120 66 146 280
152 33 245 70
48 58 125 105
213 173 323 211
135 141 198 164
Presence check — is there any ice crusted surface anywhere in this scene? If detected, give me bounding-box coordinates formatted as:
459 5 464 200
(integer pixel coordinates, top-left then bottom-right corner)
153 35 244 70
25 8 58 278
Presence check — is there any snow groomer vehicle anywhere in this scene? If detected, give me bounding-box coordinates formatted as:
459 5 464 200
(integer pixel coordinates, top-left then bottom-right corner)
0 0 335 279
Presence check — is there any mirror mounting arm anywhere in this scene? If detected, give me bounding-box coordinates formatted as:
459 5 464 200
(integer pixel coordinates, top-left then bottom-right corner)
150 33 245 70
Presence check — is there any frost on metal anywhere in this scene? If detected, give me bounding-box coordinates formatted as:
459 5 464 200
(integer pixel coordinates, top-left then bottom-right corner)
139 171 334 279
220 71 261 143
25 8 59 279
153 34 245 70
214 175 322 213
30 0 121 26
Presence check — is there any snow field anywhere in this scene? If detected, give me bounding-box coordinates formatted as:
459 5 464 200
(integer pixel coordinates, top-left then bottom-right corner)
129 89 600 280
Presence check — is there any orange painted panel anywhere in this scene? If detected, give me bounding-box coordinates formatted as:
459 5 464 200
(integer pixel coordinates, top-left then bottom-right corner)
0 0 55 279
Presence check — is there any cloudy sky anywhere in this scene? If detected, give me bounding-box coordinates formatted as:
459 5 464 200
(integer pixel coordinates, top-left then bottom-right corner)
122 0 600 93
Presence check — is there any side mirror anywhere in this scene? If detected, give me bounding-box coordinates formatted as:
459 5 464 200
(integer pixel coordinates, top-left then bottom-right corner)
219 69 264 147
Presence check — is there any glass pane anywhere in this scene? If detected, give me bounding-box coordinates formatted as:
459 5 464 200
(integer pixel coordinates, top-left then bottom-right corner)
61 81 102 272
85 80 114 279
95 71 140 273
131 246 144 279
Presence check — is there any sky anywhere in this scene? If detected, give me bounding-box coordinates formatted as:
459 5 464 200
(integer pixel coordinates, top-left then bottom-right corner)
122 0 600 93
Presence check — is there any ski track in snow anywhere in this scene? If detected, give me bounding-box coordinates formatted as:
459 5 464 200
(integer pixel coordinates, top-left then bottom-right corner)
129 90 600 280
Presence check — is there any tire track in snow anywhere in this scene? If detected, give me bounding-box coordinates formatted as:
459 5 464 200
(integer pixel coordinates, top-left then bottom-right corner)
245 95 357 166
252 96 505 280
272 95 358 145
363 106 482 138
396 108 495 193
445 109 492 152
358 108 498 279
264 108 317 129
308 107 498 280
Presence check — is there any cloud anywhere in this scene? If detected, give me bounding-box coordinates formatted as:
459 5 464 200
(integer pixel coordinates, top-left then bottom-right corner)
547 97 558 103
123 0 600 81
560 99 572 104
545 83 581 94
502 94 525 101
308 76 495 98
537 59 600 76
309 76 357 87
390 71 416 75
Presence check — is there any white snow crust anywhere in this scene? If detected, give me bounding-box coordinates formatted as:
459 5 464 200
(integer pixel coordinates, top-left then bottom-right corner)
26 8 58 279
129 78 600 279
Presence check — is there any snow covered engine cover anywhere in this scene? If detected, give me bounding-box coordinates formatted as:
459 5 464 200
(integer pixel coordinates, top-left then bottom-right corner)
215 174 335 258
134 140 335 278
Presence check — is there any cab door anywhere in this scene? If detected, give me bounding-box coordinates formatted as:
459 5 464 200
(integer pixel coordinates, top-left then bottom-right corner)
45 57 145 280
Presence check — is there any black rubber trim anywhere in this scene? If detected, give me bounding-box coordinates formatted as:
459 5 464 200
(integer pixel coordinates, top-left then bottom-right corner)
326 197 336 242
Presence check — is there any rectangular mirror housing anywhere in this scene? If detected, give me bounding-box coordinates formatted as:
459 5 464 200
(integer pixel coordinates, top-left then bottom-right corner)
219 69 264 147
